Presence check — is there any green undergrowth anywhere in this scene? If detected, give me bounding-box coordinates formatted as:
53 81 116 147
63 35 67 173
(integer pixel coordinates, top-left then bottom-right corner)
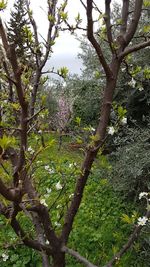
0 133 147 266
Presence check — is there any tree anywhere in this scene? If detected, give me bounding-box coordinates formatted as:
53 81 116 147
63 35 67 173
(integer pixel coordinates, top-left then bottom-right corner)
7 0 30 61
0 1 150 267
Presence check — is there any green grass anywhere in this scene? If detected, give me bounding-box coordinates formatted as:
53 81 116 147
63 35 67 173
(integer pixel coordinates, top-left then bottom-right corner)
0 132 146 267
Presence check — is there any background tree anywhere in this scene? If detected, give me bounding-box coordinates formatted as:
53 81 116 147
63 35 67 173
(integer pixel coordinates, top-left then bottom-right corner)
7 0 30 62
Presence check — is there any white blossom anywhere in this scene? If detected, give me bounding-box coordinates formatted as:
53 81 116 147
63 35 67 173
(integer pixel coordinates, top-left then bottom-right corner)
128 78 136 88
46 188 52 194
139 192 148 200
38 130 42 134
2 253 9 262
40 199 48 207
108 126 115 135
138 87 144 91
45 165 50 171
55 181 63 190
54 222 61 227
37 160 42 164
44 166 55 174
48 168 55 174
45 240 49 245
28 85 33 91
121 117 127 125
137 216 148 226
28 146 34 154
69 163 73 168
121 67 126 72
90 127 95 132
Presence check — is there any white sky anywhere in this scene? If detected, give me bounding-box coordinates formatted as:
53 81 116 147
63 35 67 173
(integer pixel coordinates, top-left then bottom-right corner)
1 0 121 75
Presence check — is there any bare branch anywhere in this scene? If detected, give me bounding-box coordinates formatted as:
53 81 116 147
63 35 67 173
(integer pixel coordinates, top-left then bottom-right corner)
62 246 98 267
11 217 52 254
104 0 115 53
120 0 129 35
124 0 143 45
25 0 41 66
119 39 150 59
80 0 87 9
86 0 112 77
27 107 45 122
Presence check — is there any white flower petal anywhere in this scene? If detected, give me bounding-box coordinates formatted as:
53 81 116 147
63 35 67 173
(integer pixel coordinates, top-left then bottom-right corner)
108 126 115 135
40 199 48 207
121 117 127 125
55 181 63 190
137 216 148 226
139 192 148 200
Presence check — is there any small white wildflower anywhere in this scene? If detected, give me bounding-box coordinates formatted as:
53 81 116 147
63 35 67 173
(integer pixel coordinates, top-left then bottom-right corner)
108 126 115 135
121 117 127 125
69 193 74 199
41 114 44 118
2 253 9 262
46 188 52 194
128 78 136 88
3 100 7 104
121 67 126 72
55 181 63 190
38 130 42 134
91 127 95 132
45 240 49 245
45 165 50 171
40 199 48 207
48 168 55 174
28 146 34 154
69 163 73 168
28 85 33 91
137 216 148 226
138 87 144 91
139 192 148 200
54 222 61 227
37 161 42 164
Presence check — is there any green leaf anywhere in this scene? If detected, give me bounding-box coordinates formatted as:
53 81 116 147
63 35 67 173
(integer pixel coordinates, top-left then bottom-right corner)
118 106 127 118
0 0 7 11
48 14 56 23
57 67 69 78
144 67 150 79
75 12 82 23
143 25 150 33
0 135 16 150
143 0 150 7
121 214 132 224
90 134 100 142
94 70 101 79
75 116 81 126
59 11 68 20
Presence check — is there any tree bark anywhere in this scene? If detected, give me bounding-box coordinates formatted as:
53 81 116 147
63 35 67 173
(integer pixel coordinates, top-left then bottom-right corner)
61 58 121 244
52 252 65 267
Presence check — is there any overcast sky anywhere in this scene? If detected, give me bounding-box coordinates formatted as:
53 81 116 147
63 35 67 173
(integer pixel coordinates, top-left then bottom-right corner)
2 0 120 75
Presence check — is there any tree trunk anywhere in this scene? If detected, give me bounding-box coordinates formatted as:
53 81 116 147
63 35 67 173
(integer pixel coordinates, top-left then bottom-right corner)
52 252 65 267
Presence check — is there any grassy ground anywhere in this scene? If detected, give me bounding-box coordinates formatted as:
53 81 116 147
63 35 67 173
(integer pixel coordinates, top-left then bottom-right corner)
0 132 145 266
